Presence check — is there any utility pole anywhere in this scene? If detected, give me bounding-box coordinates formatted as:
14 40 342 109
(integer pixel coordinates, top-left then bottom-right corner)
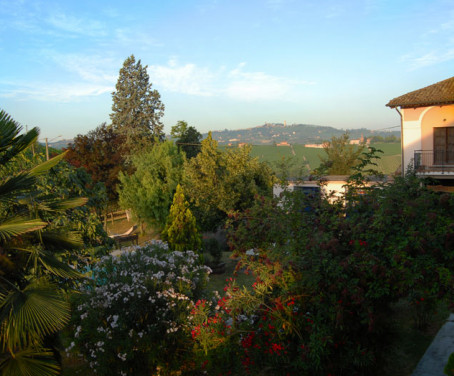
45 135 62 160
45 138 49 160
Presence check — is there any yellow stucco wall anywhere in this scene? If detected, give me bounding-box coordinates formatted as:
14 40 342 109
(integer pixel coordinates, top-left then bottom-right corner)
401 104 454 170
403 107 426 122
420 105 454 151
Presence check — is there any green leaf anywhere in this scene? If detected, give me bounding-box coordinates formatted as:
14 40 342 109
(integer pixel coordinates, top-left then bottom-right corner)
0 347 60 376
0 173 36 204
29 151 67 177
38 251 83 279
50 196 88 211
40 230 84 249
0 278 70 350
0 110 39 166
0 218 47 242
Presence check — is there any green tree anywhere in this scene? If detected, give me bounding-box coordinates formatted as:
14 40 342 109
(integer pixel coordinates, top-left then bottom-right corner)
171 121 202 159
0 110 86 376
117 141 184 229
161 184 201 252
317 133 365 175
170 120 188 139
111 55 165 150
183 132 275 231
183 133 228 230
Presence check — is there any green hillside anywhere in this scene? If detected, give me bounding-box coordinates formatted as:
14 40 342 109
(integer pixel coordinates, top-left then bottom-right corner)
246 142 401 176
208 123 401 145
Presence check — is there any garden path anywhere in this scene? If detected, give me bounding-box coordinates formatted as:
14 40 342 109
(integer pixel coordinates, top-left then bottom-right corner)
412 313 454 375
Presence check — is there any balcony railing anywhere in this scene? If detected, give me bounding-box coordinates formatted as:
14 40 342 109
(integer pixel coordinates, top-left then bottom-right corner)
414 150 454 174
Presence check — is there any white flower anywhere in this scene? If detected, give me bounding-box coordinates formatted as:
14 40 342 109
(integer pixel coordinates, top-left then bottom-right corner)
117 353 127 361
246 248 257 256
74 326 81 338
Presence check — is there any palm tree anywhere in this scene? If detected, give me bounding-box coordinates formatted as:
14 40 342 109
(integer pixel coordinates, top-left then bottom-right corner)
0 110 87 376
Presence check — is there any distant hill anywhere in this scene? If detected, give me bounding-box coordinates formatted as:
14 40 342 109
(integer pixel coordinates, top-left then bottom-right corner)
204 123 400 145
48 123 400 149
43 139 73 150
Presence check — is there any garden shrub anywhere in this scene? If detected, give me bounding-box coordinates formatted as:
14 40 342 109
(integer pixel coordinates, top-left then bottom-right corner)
202 237 222 265
190 174 454 375
68 241 210 376
445 352 454 376
161 184 202 252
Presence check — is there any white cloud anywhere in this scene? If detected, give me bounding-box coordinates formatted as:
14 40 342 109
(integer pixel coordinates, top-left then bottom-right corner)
148 60 218 96
0 81 112 102
401 11 454 70
0 51 115 100
226 71 287 100
225 63 313 101
403 49 454 70
114 28 163 48
148 60 313 101
1 55 313 103
46 52 118 83
46 13 107 37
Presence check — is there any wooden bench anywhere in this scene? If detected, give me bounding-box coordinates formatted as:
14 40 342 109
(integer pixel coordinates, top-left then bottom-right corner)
109 225 139 248
114 233 139 248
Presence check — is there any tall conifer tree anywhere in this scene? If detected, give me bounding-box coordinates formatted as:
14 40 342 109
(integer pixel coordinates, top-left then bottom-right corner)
161 184 201 252
110 55 164 150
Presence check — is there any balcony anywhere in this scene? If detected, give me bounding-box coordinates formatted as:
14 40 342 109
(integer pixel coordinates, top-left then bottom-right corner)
414 150 454 175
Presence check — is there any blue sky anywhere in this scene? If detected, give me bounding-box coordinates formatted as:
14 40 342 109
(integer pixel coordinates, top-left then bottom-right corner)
1 0 453 141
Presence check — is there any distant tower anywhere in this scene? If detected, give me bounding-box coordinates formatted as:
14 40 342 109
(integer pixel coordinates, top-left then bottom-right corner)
284 120 287 127
360 133 364 143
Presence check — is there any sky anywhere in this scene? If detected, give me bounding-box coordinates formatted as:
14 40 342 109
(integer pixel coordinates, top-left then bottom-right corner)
0 0 453 141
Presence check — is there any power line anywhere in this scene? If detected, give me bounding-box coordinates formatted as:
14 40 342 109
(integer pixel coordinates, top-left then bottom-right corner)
372 125 401 131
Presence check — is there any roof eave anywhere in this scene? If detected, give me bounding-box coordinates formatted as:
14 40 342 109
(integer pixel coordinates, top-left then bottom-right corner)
386 101 454 109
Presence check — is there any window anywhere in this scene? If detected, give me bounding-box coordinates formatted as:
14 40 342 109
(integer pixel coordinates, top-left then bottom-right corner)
434 127 454 164
293 185 320 197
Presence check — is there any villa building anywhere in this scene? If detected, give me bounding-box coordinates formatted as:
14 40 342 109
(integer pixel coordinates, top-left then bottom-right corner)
386 76 454 184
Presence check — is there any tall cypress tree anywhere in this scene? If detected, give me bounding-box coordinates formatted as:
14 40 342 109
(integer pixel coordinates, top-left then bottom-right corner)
110 55 165 151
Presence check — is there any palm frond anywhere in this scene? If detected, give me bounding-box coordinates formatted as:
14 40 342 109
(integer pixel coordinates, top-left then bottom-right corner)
11 246 83 280
0 278 70 350
38 251 83 279
0 347 60 376
0 218 47 242
30 196 89 213
0 173 36 204
50 197 88 211
29 152 67 177
0 110 39 166
40 230 84 249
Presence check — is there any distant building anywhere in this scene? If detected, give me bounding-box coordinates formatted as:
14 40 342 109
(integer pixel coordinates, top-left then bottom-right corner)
304 144 324 148
274 175 390 203
276 141 290 147
349 134 370 145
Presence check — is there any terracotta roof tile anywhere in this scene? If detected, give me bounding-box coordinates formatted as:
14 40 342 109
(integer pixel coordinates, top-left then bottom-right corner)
386 76 454 108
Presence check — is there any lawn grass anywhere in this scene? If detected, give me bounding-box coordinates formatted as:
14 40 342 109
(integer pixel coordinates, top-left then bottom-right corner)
205 251 255 294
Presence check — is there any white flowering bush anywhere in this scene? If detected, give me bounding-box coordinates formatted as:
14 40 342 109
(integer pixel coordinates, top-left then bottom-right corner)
69 240 210 375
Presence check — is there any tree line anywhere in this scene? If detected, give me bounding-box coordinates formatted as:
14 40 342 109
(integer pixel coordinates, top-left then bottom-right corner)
63 55 275 245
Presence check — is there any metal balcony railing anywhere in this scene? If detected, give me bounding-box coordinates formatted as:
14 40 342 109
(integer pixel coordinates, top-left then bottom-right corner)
414 150 454 174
